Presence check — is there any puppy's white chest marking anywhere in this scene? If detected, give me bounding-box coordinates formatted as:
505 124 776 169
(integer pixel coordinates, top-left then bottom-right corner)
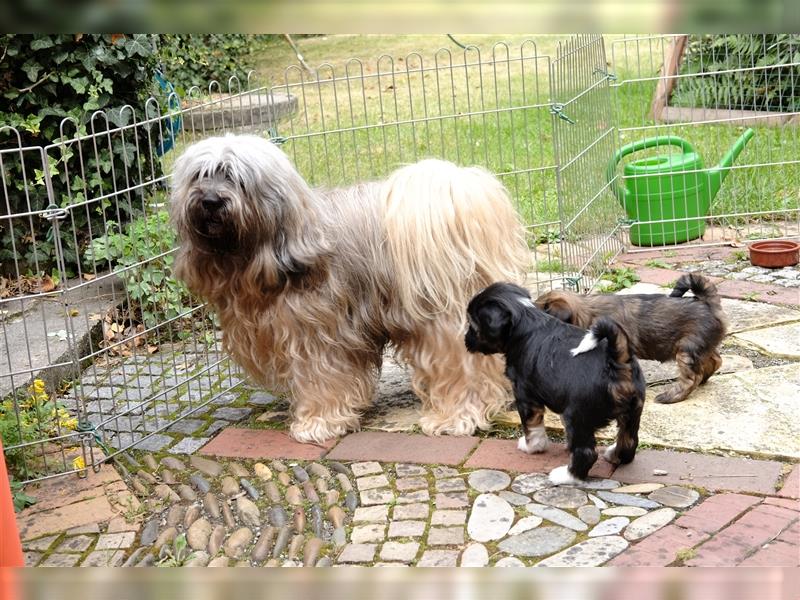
517 297 534 308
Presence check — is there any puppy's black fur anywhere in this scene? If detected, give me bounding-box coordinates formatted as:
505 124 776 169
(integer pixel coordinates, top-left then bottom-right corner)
465 282 646 482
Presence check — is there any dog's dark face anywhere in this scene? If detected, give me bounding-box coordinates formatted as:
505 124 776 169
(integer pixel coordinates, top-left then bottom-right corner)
170 134 313 256
465 282 529 355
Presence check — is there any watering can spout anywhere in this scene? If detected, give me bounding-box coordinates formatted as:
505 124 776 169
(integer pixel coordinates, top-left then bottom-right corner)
706 128 755 200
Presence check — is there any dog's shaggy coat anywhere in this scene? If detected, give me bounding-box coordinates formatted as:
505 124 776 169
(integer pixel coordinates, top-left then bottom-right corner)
170 134 529 443
535 274 728 404
465 283 646 483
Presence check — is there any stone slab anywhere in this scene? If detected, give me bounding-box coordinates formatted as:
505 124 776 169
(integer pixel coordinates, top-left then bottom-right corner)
199 428 337 460
639 364 800 459
721 298 800 334
326 432 478 466
613 449 783 495
536 535 629 567
734 322 800 358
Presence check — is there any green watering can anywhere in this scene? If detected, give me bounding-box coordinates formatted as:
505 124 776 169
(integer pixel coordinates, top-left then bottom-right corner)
607 128 755 246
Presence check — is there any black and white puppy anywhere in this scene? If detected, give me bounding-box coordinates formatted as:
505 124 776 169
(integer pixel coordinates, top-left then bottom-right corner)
465 282 646 484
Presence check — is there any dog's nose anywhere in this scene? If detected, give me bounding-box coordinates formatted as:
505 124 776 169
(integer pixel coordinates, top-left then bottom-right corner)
201 193 223 211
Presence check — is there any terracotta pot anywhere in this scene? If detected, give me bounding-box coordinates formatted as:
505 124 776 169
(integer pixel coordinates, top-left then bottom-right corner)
748 240 800 268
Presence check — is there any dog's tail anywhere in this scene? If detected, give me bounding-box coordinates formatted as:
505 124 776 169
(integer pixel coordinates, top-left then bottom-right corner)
570 317 634 366
381 159 529 321
669 273 727 332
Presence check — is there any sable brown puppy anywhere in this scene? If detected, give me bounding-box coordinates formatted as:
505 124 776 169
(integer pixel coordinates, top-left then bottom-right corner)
535 273 728 404
465 282 645 484
170 134 529 443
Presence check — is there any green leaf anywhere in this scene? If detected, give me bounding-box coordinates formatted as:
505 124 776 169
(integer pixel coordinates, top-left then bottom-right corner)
30 37 54 51
125 34 153 58
68 76 89 94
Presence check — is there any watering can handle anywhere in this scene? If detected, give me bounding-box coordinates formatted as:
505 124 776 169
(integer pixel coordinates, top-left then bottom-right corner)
606 136 697 203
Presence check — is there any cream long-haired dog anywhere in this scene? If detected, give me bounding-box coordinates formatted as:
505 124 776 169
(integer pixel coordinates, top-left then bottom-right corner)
170 134 529 443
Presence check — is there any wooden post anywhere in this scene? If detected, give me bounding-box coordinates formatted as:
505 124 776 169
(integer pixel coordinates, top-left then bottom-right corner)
650 35 688 121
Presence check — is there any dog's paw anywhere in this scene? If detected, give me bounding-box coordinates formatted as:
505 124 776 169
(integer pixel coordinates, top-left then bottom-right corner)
654 391 683 404
290 420 348 444
548 465 584 486
603 443 620 464
517 426 548 454
419 413 481 437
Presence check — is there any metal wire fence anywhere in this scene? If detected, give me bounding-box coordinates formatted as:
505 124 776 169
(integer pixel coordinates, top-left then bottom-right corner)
2 34 797 483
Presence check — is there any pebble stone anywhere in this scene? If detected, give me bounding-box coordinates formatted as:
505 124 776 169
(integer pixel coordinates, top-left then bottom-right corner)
292 466 310 483
143 455 159 471
336 474 353 493
270 460 288 472
278 472 291 486
155 484 180 503
498 526 576 557
240 478 260 500
533 486 588 509
221 477 240 496
511 474 551 495
161 470 177 485
140 519 160 546
460 543 489 567
310 505 324 537
269 506 289 528
468 470 512 493
208 524 227 556
332 527 346 548
254 463 273 481
224 528 254 559
177 485 197 502
183 505 201 530
499 491 531 506
208 557 230 567
536 535 629 567
495 556 526 567
154 527 177 551
325 490 340 507
647 486 700 508
526 504 588 532
613 483 664 494
328 461 351 476
596 491 662 509
345 491 359 512
190 474 211 494
293 507 306 533
250 527 276 562
285 485 303 505
308 463 331 479
190 456 222 477
288 534 305 559
222 502 236 529
467 494 515 542
588 516 630 537
184 551 210 567
265 482 282 503
204 493 221 519
162 457 186 471
303 537 324 566
565 479 620 490
507 516 543 536
166 505 185 528
602 506 648 517
272 526 291 558
187 518 212 551
229 463 249 478
327 506 346 529
302 480 320 503
587 494 608 509
236 497 261 529
577 505 602 525
624 507 677 541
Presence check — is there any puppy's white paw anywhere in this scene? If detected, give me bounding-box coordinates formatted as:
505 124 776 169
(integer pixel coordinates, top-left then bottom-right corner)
517 426 548 454
603 443 619 464
548 465 584 486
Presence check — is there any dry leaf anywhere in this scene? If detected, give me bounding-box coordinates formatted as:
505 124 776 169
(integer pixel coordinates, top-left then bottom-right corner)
68 309 79 317
82 273 96 281
147 345 158 354
110 34 126 44
36 275 55 293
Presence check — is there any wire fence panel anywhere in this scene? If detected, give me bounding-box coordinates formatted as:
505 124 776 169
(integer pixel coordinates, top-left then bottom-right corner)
550 35 625 292
609 34 800 251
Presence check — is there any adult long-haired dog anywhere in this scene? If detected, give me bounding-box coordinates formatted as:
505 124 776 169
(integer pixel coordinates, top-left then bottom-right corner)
170 134 529 443
465 283 645 484
535 273 727 404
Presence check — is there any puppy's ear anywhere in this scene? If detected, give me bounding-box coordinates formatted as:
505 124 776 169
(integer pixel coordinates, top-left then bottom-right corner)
543 298 574 324
476 300 515 340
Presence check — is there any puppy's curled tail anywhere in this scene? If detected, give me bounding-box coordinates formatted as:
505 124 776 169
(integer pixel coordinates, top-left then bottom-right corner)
570 316 634 366
669 273 727 332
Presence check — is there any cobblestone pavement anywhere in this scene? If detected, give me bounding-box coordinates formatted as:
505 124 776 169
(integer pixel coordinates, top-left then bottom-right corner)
12 247 800 567
17 430 799 567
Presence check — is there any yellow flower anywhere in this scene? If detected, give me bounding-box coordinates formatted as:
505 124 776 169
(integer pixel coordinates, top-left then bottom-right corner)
30 379 47 396
73 456 86 470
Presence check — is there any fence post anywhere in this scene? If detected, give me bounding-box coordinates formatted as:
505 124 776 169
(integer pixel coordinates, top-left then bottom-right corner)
0 439 25 567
